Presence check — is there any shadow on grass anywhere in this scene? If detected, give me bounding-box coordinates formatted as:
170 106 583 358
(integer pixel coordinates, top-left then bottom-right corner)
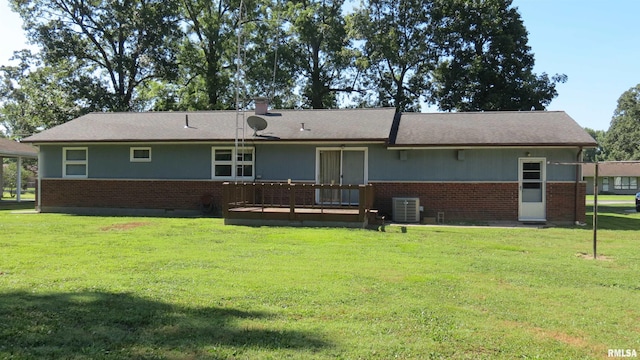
0 200 35 211
0 291 330 358
585 205 640 230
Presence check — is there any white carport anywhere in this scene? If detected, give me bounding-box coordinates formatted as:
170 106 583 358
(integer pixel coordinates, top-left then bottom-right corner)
0 138 38 202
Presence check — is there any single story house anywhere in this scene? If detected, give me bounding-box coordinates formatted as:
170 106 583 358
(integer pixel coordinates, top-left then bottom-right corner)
0 138 39 202
22 107 597 224
583 162 640 195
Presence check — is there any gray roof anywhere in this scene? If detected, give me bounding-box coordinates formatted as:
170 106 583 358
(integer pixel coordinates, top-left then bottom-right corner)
391 111 597 147
23 108 597 148
22 108 396 143
0 138 38 157
583 162 640 177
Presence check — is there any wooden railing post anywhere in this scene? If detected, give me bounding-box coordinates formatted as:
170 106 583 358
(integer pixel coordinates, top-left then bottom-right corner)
289 183 295 220
260 183 265 213
223 182 378 225
358 185 366 221
222 182 230 217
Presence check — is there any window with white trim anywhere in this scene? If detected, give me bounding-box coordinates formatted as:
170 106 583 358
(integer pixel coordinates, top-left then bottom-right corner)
130 147 152 162
212 147 254 180
614 176 638 190
63 147 88 178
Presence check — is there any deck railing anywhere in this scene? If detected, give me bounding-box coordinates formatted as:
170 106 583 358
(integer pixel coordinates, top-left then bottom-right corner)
222 182 375 222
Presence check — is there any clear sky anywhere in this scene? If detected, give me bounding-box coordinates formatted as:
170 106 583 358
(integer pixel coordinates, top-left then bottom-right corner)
1 0 638 131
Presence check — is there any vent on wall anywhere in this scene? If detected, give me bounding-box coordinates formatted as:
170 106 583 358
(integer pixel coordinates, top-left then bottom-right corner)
392 197 420 223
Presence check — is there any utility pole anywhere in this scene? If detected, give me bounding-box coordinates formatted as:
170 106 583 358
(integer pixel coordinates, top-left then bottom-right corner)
592 159 598 259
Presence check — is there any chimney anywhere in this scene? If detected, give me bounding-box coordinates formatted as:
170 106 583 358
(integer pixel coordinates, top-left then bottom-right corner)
255 97 268 115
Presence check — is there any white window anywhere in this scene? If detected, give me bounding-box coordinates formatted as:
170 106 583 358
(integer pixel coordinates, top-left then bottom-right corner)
614 176 638 190
602 177 609 192
212 147 254 180
130 147 152 162
63 147 88 178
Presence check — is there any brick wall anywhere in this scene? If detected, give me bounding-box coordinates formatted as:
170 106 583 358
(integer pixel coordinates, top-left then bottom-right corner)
372 182 519 221
372 181 586 223
40 179 225 213
40 179 586 222
546 182 587 223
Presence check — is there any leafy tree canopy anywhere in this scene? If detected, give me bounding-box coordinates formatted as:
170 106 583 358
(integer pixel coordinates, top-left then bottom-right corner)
350 0 437 112
582 127 607 162
284 0 360 109
603 84 640 160
1 0 571 136
0 50 107 138
10 0 183 112
430 0 566 111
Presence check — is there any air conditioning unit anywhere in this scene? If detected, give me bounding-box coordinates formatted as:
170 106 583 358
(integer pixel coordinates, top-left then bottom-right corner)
392 197 420 223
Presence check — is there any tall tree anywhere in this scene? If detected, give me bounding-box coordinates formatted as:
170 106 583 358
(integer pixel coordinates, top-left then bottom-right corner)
10 0 183 112
146 0 296 111
430 0 566 111
286 0 359 109
0 51 106 138
350 0 437 112
173 0 243 110
603 85 640 160
583 127 607 162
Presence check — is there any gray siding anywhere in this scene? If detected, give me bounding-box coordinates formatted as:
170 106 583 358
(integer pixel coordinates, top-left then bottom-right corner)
254 144 316 181
40 145 64 178
40 144 211 179
39 143 581 183
585 176 639 195
90 144 211 179
368 146 580 182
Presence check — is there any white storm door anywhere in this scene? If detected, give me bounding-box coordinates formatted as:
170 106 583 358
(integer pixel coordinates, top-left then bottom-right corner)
519 158 546 221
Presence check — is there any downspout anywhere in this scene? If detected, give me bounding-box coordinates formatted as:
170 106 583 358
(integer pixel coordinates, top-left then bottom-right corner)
574 147 583 224
37 146 42 212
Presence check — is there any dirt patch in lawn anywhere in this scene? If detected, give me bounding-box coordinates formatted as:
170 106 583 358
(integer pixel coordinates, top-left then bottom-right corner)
575 252 614 261
100 222 151 231
502 320 606 355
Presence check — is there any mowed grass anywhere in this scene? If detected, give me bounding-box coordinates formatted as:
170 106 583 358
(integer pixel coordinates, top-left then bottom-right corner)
1 189 36 200
1 206 639 359
586 194 636 202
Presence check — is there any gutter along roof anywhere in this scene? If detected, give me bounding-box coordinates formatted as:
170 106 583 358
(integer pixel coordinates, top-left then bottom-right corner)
23 108 597 148
0 138 38 157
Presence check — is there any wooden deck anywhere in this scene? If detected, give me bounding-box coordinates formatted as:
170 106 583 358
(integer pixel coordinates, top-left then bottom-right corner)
222 182 383 228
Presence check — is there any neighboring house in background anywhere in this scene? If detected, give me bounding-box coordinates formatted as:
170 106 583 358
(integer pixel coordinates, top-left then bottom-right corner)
583 162 640 195
22 106 597 224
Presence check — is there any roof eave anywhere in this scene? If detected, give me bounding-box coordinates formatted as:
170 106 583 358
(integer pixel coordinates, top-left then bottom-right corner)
24 138 391 145
387 142 598 149
0 150 39 158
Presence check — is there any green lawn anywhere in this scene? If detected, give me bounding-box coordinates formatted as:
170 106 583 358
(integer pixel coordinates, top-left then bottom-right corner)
1 188 36 200
586 194 636 202
1 206 639 359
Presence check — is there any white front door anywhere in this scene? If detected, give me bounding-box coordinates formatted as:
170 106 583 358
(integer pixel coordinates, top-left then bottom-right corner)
519 158 546 221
